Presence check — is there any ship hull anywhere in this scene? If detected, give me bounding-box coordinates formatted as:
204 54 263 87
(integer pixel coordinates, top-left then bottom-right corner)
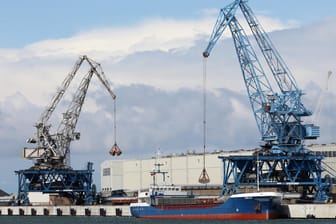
130 192 282 220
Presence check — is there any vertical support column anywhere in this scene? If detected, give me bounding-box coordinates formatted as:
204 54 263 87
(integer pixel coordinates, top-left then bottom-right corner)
15 170 30 205
221 157 227 195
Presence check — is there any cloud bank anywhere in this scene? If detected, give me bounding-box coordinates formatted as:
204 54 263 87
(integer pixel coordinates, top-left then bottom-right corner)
0 14 335 193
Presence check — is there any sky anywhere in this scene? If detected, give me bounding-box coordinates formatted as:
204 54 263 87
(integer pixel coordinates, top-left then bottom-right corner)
0 0 336 193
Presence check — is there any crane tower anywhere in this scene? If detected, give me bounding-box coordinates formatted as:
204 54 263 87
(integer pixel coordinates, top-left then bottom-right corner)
203 0 330 202
16 56 120 205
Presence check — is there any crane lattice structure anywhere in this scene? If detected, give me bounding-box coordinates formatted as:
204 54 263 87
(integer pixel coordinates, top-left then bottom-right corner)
203 0 330 202
16 56 120 205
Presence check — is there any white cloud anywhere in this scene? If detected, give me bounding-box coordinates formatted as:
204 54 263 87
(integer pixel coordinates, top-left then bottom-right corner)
0 18 213 61
0 13 296 61
0 13 300 106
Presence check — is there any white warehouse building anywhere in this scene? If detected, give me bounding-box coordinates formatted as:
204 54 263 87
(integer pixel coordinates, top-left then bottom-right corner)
100 144 336 194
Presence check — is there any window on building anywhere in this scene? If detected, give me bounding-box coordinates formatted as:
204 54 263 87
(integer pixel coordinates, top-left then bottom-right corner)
103 168 111 176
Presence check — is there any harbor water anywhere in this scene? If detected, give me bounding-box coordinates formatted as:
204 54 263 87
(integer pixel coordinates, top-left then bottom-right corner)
0 217 334 224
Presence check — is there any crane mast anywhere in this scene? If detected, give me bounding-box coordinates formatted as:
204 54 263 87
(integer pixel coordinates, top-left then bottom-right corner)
37 57 86 125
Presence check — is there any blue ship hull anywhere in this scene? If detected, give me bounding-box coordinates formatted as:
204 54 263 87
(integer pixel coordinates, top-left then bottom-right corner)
130 192 282 220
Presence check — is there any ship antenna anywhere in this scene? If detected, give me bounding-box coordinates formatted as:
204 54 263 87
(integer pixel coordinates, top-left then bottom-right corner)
199 57 210 184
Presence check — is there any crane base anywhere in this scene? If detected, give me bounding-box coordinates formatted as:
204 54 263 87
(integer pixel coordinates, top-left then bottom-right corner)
15 162 96 205
218 154 329 202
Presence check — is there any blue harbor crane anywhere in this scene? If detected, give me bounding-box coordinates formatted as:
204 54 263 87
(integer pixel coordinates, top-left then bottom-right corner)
16 56 120 205
203 0 330 202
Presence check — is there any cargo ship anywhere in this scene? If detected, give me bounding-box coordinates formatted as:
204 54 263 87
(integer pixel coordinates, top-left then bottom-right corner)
130 168 282 219
130 161 283 220
130 189 282 220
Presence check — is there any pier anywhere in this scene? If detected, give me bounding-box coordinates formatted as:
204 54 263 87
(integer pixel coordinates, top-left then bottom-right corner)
285 204 336 219
1 204 336 218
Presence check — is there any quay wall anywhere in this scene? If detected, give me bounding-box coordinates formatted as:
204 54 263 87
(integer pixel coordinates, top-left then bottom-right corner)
285 204 336 219
2 204 336 218
0 205 130 217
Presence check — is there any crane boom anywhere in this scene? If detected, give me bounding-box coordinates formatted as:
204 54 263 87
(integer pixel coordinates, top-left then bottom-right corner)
312 71 332 125
203 0 241 58
38 56 87 125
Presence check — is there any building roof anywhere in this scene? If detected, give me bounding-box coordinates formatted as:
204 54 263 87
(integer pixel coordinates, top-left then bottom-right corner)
0 189 9 197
